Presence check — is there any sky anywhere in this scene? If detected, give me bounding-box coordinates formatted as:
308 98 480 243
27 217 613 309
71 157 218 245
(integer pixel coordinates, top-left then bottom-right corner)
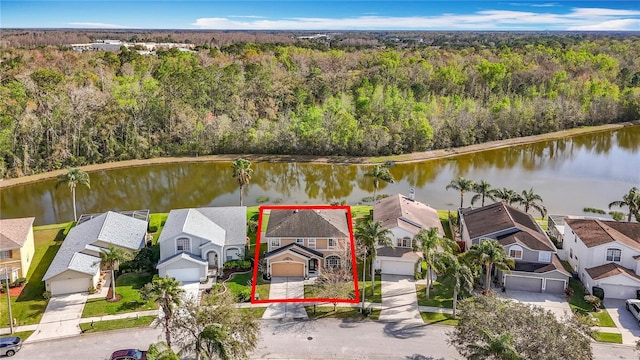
1 1 639 31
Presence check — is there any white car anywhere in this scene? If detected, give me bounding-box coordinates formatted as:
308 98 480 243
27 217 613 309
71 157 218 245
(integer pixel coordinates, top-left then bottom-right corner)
625 299 640 326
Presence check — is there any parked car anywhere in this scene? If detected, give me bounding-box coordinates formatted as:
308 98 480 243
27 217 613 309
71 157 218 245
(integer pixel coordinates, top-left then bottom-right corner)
110 349 147 360
625 299 640 326
0 336 22 357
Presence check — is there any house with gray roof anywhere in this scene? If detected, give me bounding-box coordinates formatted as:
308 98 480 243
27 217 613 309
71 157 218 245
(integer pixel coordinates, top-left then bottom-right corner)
156 207 247 283
43 211 148 295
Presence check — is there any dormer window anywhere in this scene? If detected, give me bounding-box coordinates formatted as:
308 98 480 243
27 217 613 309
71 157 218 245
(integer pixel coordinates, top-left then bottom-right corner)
509 245 523 260
176 238 190 252
606 248 621 262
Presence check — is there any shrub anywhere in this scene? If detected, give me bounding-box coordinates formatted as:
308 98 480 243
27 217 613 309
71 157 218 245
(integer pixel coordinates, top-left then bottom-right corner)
238 289 252 302
583 207 606 214
148 213 168 233
584 295 602 311
247 219 258 233
257 196 269 203
12 277 26 287
88 285 97 294
223 259 251 270
414 271 423 280
42 291 51 300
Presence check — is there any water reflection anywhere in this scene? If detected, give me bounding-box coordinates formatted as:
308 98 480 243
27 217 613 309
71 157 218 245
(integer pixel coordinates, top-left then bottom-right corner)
1 126 638 225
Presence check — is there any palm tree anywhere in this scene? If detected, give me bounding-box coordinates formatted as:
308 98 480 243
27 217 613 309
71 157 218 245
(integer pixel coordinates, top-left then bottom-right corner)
354 217 393 311
99 245 134 301
609 187 640 222
147 341 180 360
414 227 458 300
364 164 395 205
442 254 475 319
518 188 547 218
231 158 253 206
471 180 495 207
467 329 523 360
446 177 476 209
141 277 185 347
491 187 520 205
55 167 90 221
466 239 515 292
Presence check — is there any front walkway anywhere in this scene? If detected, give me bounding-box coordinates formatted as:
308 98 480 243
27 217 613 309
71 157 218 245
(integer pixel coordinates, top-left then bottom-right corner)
379 274 423 324
26 293 88 343
262 277 307 319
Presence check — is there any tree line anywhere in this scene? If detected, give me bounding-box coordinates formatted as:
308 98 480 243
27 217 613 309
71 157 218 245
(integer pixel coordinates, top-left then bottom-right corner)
2 34 639 178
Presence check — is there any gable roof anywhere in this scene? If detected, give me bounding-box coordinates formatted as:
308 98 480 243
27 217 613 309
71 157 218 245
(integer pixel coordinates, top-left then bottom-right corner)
460 202 554 251
513 254 570 276
586 262 640 281
377 246 422 260
265 209 350 238
158 207 246 247
43 211 147 281
263 243 324 259
374 194 444 236
565 219 640 250
0 217 35 250
156 251 208 268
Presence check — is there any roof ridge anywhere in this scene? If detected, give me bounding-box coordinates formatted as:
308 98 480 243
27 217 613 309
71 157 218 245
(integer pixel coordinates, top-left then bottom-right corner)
316 210 349 236
96 212 112 242
596 219 639 248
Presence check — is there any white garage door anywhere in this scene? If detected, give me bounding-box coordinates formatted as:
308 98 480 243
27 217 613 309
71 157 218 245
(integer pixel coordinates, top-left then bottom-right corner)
49 278 91 295
545 279 566 294
505 276 542 292
380 260 415 276
166 268 200 283
599 284 639 299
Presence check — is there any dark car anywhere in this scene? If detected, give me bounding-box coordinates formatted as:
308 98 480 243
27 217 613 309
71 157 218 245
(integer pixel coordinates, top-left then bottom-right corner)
0 336 22 357
110 349 147 360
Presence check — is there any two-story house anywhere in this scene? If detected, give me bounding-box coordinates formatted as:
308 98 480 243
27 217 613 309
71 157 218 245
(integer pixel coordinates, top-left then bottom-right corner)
262 208 352 278
459 202 570 293
372 193 445 276
564 218 640 299
156 207 247 283
0 217 36 283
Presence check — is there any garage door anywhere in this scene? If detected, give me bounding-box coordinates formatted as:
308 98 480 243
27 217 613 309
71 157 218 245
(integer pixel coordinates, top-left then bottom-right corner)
599 284 639 299
166 268 200 283
380 260 415 276
545 279 566 293
49 278 91 295
505 276 542 292
272 262 304 277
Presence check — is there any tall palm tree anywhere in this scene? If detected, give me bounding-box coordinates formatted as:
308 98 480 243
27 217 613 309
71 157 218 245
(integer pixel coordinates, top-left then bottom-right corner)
414 227 458 300
354 217 393 311
99 245 134 301
442 254 475 319
231 158 253 206
609 187 640 222
446 177 476 209
466 240 515 292
471 180 495 207
491 187 521 205
518 188 547 218
55 167 90 221
141 277 185 347
364 164 395 205
467 329 523 360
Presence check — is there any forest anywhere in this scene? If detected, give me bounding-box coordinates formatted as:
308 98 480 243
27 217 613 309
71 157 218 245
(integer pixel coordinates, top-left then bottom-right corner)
1 32 639 178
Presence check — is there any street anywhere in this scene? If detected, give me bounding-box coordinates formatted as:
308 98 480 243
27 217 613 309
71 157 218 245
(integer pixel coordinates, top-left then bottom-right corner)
12 320 639 360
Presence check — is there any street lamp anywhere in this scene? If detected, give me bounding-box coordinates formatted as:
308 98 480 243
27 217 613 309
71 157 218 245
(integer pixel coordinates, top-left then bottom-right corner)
4 264 13 334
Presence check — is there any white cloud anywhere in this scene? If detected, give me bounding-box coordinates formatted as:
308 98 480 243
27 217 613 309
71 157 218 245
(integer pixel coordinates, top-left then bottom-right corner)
568 19 640 31
226 15 266 19
68 22 130 28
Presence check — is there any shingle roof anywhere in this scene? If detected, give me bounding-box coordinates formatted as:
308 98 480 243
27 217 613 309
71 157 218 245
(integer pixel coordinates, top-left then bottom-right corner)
512 254 570 276
376 246 422 260
156 251 208 268
158 207 246 247
0 217 35 250
498 227 555 252
565 219 640 250
265 209 350 238
374 194 444 236
43 211 147 281
263 243 324 259
586 262 640 281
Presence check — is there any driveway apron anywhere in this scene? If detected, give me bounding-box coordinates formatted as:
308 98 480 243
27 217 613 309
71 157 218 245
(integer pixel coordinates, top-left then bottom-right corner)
262 277 307 319
501 290 571 321
379 274 423 324
27 293 88 343
605 299 640 345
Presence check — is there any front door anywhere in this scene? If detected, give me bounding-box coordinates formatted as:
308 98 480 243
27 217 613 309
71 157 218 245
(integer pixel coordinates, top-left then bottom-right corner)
309 259 317 271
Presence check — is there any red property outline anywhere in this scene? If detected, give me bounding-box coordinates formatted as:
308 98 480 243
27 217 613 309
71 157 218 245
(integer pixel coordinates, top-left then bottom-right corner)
251 205 360 304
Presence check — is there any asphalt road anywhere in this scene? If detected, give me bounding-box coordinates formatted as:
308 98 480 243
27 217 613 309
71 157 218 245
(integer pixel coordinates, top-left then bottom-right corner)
12 320 639 360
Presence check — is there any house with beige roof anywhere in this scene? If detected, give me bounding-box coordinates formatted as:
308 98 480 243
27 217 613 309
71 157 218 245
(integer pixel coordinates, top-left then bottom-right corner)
0 217 36 282
459 202 569 293
564 218 640 299
372 194 445 276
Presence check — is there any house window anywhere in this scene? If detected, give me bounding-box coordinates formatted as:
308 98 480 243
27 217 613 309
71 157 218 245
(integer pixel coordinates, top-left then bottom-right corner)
308 239 316 249
509 246 523 260
606 248 621 262
296 238 305 245
328 238 337 248
570 248 573 259
326 256 341 268
271 239 280 248
0 251 10 260
176 238 190 252
397 237 411 248
538 251 551 263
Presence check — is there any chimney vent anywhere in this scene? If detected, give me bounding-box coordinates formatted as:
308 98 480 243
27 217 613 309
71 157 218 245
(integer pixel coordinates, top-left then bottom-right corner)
409 188 415 201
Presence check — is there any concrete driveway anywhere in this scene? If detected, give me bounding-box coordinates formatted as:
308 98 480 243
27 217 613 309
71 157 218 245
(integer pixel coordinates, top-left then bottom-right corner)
180 282 201 304
604 299 640 345
379 274 423 324
262 277 307 319
26 293 87 343
502 290 571 320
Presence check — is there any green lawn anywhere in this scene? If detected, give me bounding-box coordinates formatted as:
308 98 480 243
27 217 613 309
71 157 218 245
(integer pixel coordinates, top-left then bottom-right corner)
568 278 616 328
148 213 169 244
79 315 155 333
357 273 382 304
305 306 380 320
416 278 455 308
0 224 69 326
239 307 267 318
437 210 456 240
225 271 270 301
421 312 459 326
82 272 156 317
350 206 373 221
9 330 34 342
592 332 623 343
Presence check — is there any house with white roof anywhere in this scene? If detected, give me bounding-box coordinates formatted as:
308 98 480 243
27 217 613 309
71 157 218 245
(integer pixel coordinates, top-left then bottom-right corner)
43 211 148 295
